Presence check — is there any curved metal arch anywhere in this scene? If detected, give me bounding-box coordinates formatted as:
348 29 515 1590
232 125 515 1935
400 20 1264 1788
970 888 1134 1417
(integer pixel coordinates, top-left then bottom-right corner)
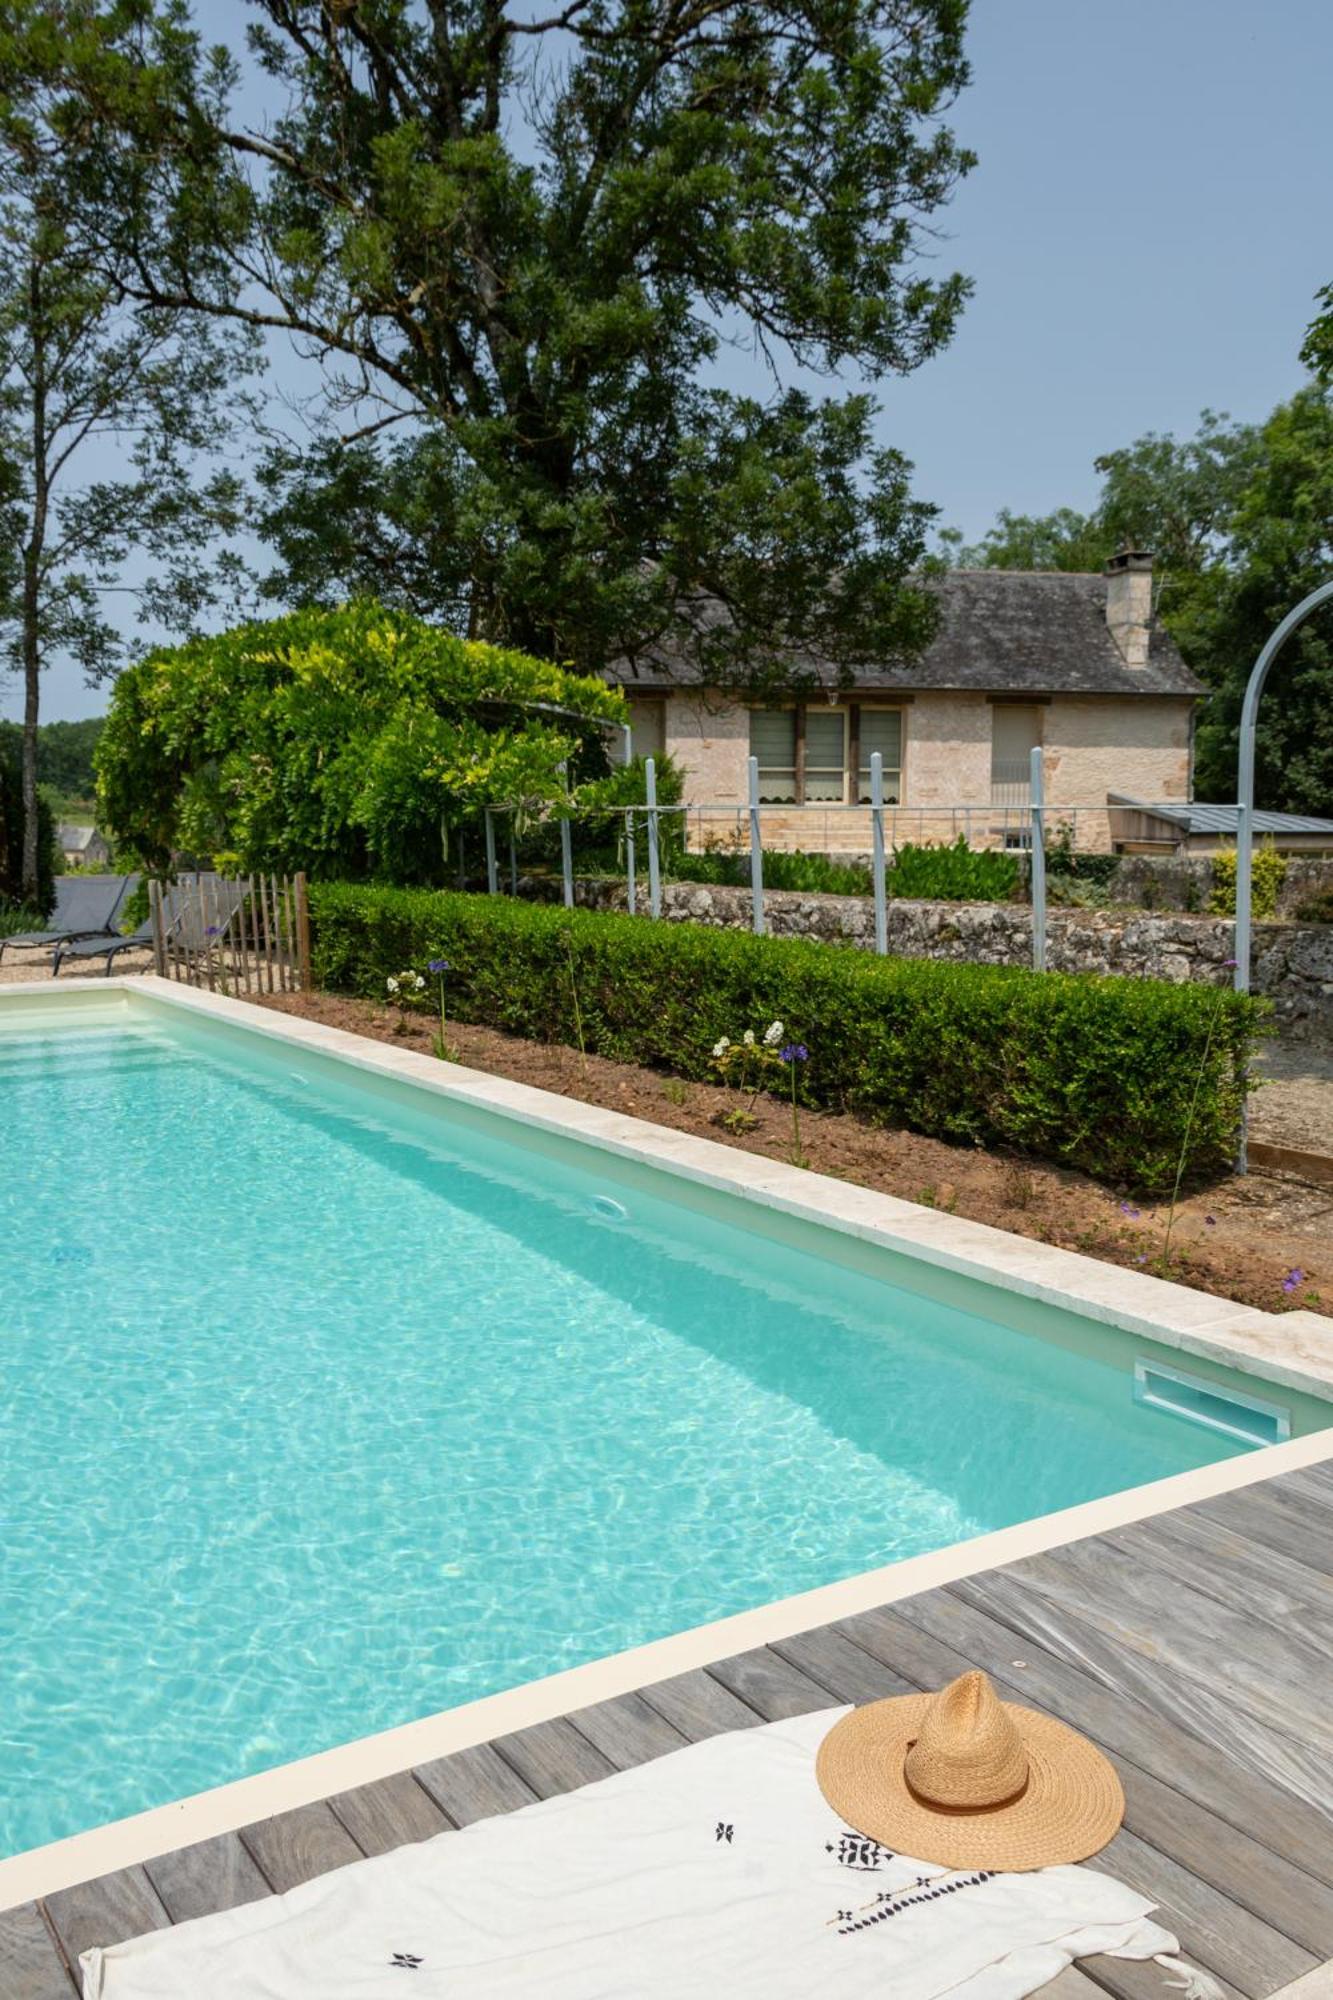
1232 576 1333 1170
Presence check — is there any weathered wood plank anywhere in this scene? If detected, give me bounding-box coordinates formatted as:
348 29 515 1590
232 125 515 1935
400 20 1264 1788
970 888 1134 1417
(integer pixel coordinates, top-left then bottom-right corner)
638 1666 765 1742
0 1902 77 2000
1034 1970 1115 2000
328 1771 450 1858
770 1625 917 1705
240 1801 363 1894
144 1831 271 1923
1001 1535 1333 1751
1077 1945 1246 2000
1195 1483 1333 1577
705 1646 840 1722
44 1867 169 1971
413 1740 538 1827
949 1565 1333 1819
1108 1506 1333 1637
566 1691 690 1771
489 1717 617 1800
859 1592 1333 1888
1089 1827 1316 1999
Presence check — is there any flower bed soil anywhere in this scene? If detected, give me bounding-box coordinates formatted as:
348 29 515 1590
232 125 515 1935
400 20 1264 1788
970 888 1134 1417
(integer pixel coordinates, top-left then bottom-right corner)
258 990 1328 1319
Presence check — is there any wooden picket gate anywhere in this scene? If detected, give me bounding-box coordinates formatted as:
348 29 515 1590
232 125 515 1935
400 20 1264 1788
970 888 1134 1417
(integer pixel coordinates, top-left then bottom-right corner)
149 871 311 995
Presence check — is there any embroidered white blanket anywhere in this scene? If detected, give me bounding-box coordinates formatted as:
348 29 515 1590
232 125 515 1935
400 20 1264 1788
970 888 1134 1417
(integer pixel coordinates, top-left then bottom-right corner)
83 1708 1179 2000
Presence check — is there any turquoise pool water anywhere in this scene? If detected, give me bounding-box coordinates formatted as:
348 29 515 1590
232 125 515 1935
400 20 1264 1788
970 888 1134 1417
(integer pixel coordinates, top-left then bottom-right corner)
1 1008 1253 1857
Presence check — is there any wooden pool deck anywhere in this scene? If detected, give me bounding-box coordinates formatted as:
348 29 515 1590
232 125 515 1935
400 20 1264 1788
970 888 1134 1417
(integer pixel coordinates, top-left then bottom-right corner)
7 1457 1333 1999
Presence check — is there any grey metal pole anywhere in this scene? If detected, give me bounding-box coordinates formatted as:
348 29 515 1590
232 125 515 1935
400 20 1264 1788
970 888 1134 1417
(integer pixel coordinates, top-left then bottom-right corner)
645 755 661 919
747 754 765 936
870 751 887 956
1029 745 1047 973
625 810 637 915
560 816 574 909
484 809 499 896
509 829 518 896
1232 576 1333 1170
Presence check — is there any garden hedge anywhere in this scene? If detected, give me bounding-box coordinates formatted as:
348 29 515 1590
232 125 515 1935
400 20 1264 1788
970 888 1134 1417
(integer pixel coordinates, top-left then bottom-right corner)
308 883 1264 1192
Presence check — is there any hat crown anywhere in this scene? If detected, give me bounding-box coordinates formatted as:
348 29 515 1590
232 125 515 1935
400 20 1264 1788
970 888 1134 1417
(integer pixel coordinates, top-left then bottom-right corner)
903 1672 1030 1810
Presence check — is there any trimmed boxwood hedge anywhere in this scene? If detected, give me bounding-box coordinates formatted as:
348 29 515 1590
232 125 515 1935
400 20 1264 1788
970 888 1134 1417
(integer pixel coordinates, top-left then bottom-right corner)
308 883 1263 1192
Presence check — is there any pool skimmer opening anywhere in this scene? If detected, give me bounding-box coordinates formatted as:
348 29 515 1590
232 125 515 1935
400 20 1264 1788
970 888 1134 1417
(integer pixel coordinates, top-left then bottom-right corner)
1134 1358 1291 1448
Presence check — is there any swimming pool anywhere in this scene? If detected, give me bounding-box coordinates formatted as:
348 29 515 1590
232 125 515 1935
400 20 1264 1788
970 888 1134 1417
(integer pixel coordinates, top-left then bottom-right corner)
2 983 1329 1862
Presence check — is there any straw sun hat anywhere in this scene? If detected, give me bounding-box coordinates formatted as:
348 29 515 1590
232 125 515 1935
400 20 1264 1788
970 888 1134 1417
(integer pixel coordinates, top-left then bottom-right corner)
816 1670 1124 1872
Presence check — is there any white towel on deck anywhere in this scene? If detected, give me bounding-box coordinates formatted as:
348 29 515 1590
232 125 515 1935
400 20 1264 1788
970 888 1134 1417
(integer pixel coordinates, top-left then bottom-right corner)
83 1707 1180 1999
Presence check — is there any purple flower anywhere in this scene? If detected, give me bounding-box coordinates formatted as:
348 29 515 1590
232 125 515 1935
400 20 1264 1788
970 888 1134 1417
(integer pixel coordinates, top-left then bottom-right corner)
1205 1214 1216 1227
1134 1255 1147 1266
1119 1202 1140 1219
1222 957 1238 968
1282 1268 1306 1295
779 1043 809 1064
428 958 449 974
205 924 220 937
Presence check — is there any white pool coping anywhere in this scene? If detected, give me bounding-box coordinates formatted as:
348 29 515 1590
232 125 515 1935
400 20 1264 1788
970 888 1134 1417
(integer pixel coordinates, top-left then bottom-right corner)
2 972 1331 1910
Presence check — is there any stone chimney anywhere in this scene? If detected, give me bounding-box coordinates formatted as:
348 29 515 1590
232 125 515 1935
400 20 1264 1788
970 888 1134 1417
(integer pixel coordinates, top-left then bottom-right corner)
1104 549 1153 668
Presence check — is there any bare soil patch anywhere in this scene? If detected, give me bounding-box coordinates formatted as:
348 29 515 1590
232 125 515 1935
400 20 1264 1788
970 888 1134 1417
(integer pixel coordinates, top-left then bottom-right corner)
258 990 1330 1319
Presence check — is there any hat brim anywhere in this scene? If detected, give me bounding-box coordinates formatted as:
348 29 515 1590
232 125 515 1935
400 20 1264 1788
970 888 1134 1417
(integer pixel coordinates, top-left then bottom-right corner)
816 1694 1124 1872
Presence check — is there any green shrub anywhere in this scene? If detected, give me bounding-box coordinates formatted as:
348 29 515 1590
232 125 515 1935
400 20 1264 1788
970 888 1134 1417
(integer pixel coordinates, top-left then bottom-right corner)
884 838 1020 902
667 838 1018 903
1294 882 1333 925
1208 843 1288 918
308 884 1262 1190
669 848 873 897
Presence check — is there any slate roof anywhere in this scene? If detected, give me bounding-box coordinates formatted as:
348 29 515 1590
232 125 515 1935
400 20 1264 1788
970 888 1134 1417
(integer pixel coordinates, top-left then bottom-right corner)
610 570 1204 699
58 822 105 853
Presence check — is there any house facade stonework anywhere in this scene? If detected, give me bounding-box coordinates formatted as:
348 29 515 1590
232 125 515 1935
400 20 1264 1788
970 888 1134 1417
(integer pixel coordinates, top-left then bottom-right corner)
611 555 1201 853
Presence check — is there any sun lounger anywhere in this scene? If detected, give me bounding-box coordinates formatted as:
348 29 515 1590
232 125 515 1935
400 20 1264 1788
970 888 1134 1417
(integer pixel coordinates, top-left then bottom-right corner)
0 874 133 964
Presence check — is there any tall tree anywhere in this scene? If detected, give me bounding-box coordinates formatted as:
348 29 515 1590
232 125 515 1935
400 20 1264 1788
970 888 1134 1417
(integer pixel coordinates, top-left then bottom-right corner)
947 398 1333 814
0 42 260 900
35 0 974 690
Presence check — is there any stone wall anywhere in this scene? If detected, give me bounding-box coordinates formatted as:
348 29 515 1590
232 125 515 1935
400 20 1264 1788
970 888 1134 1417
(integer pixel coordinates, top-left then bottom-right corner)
522 875 1333 1038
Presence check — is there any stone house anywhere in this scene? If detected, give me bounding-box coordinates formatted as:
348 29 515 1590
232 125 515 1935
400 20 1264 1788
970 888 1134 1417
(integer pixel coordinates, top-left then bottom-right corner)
57 822 112 871
609 553 1203 852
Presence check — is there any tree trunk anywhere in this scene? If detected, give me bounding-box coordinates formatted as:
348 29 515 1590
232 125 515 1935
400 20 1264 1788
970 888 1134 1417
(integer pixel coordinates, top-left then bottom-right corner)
20 254 48 907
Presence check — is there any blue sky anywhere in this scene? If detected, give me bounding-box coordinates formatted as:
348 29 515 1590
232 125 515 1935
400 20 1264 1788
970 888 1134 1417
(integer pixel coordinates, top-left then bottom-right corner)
9 0 1332 723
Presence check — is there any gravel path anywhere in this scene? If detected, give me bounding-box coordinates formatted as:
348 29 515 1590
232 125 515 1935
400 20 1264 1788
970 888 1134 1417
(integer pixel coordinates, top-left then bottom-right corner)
1251 1039 1333 1156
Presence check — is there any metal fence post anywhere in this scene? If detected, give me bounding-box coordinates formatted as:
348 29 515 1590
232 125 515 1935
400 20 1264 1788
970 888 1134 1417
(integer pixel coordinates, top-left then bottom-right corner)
645 755 661 918
484 809 499 896
870 751 887 955
509 828 518 896
625 809 637 915
1029 745 1047 972
748 754 765 936
560 815 574 909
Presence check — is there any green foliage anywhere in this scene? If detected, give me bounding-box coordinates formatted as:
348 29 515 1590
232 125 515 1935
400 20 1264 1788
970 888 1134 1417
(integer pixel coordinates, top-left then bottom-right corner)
308 885 1263 1191
38 0 972 690
0 729 53 914
885 838 1019 901
669 849 873 896
95 603 626 880
30 717 103 798
947 391 1333 815
1207 844 1288 919
1294 882 1333 925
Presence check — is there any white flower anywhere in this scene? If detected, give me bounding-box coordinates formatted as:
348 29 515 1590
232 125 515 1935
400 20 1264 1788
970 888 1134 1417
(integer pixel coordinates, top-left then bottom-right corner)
386 976 399 994
413 974 426 990
763 1020 784 1046
742 1029 756 1047
712 1037 730 1058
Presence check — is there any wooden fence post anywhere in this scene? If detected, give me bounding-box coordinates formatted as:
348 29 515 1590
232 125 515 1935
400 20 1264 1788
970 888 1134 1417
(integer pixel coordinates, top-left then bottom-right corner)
294 871 312 990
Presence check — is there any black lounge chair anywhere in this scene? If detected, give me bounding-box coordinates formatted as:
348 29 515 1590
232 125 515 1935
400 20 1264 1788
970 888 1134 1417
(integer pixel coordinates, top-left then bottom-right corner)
52 915 156 977
0 874 134 965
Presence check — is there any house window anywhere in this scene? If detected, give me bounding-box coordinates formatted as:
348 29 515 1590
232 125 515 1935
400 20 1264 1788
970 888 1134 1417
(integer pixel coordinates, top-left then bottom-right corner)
750 709 797 802
991 705 1041 803
857 710 903 804
626 698 665 763
804 708 847 801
